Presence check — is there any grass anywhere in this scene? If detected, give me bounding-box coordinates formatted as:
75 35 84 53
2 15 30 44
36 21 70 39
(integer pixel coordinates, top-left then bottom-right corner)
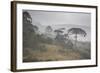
23 41 90 62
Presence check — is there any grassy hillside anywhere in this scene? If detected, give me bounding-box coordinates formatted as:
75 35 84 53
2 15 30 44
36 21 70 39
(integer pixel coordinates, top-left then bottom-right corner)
23 41 90 62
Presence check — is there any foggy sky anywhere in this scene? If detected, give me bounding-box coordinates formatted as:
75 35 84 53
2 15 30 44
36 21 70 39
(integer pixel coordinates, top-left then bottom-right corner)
26 10 91 27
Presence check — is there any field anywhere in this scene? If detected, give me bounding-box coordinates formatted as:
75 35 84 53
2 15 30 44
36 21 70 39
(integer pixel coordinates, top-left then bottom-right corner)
23 41 91 62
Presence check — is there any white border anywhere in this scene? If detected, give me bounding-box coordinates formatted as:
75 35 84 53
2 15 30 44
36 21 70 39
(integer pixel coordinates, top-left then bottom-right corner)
17 3 96 69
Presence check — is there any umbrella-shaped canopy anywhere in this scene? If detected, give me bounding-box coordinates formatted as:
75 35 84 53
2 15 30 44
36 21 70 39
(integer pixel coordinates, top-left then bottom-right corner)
67 28 87 49
68 28 87 37
59 28 65 30
54 29 64 38
54 29 63 33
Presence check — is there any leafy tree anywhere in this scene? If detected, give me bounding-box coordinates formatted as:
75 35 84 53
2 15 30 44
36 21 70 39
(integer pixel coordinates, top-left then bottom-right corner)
45 26 53 38
23 11 39 49
67 28 87 48
54 29 65 42
45 26 52 33
59 28 65 31
54 29 63 35
23 11 32 23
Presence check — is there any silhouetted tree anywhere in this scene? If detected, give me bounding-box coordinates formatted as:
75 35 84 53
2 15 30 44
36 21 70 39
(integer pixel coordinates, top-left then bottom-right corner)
54 29 65 42
54 29 63 35
45 26 52 33
23 11 32 23
45 26 53 38
67 28 87 48
23 11 39 49
59 28 65 31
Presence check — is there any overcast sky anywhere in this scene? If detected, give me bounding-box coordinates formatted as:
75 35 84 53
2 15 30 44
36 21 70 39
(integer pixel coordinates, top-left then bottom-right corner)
25 10 91 27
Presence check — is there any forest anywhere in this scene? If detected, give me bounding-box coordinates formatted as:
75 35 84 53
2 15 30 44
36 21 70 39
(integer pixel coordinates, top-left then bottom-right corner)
23 11 91 62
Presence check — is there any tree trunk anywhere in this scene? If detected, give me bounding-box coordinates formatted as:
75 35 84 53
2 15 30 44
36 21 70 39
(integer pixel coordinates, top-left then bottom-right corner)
74 34 77 49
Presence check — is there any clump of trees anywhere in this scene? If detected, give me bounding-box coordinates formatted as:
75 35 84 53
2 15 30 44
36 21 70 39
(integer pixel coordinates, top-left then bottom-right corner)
54 28 73 49
53 27 87 49
23 11 39 49
23 11 47 54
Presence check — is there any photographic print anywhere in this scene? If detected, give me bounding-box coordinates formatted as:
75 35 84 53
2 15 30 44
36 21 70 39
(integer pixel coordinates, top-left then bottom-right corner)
11 1 97 72
23 10 91 62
